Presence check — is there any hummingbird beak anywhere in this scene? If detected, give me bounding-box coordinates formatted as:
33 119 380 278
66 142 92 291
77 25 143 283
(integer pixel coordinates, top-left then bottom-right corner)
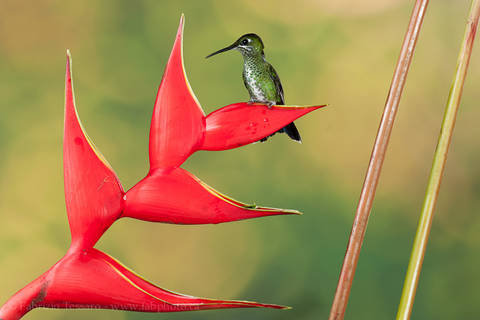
205 43 237 58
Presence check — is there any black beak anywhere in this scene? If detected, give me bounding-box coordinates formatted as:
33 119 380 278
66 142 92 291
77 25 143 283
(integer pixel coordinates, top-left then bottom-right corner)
205 43 237 58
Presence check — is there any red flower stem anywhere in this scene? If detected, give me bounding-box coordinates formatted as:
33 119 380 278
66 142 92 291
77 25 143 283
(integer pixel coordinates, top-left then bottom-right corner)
0 275 47 320
328 1 429 319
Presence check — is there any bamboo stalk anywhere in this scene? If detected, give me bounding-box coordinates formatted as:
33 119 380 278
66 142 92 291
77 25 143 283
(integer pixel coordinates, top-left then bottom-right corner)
396 2 480 319
328 1 429 319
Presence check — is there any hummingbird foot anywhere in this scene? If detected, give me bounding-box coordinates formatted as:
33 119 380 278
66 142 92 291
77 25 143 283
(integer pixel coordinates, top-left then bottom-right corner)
247 100 275 108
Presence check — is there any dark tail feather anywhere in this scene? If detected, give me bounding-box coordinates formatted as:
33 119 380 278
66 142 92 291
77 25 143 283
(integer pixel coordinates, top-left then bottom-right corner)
259 122 301 143
283 122 301 142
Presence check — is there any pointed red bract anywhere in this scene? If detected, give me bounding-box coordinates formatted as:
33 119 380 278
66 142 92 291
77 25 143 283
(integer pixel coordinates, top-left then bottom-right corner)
149 15 205 170
123 167 300 224
41 249 284 311
202 103 326 150
0 249 285 320
63 52 125 251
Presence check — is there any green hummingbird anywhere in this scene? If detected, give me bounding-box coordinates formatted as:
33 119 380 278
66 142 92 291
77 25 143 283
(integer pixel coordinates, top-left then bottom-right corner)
206 33 301 143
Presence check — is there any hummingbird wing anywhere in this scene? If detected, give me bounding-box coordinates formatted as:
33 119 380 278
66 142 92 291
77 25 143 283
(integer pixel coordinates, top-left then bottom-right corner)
267 63 285 105
267 63 302 142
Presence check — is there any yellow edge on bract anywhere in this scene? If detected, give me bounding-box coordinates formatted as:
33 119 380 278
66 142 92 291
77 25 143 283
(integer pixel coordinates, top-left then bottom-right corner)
268 104 327 109
105 259 172 305
190 173 301 214
66 50 115 172
105 252 193 298
104 253 265 307
179 14 206 117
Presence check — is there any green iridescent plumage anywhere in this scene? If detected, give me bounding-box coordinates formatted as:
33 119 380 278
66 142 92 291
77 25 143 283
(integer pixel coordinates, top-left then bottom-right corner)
207 33 301 142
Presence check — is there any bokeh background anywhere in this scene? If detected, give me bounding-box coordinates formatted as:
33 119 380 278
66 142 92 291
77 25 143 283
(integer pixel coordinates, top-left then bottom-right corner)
1 0 479 319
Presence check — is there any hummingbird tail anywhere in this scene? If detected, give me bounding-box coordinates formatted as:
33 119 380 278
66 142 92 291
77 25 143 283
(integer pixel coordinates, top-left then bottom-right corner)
258 122 301 143
283 122 301 143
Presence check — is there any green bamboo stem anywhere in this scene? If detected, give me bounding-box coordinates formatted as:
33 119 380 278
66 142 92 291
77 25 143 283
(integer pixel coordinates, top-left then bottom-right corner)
328 1 429 319
396 2 480 319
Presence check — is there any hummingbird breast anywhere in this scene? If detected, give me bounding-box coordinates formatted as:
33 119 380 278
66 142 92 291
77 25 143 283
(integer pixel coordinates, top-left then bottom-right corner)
242 57 277 103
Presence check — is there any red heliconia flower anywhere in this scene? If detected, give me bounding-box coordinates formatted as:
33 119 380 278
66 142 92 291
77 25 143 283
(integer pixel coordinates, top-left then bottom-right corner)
0 15 325 320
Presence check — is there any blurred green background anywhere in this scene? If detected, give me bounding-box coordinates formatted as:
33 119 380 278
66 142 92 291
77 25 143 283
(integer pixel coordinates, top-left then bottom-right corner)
1 0 479 319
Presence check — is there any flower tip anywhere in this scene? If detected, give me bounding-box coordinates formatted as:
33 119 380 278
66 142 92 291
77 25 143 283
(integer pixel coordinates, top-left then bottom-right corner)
267 208 303 216
280 104 327 110
242 205 303 218
276 208 303 215
66 49 72 67
270 207 301 215
236 300 290 310
178 13 185 30
65 50 72 79
262 303 292 310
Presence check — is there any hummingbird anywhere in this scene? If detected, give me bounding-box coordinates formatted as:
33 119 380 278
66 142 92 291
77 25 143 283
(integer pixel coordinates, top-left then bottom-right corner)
206 33 301 143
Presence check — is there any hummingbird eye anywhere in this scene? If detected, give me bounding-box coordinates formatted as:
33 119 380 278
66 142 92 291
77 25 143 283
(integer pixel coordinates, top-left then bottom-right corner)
241 39 249 45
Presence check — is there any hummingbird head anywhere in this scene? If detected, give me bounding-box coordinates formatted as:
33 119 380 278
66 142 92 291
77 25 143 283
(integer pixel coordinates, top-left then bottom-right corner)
206 33 264 59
